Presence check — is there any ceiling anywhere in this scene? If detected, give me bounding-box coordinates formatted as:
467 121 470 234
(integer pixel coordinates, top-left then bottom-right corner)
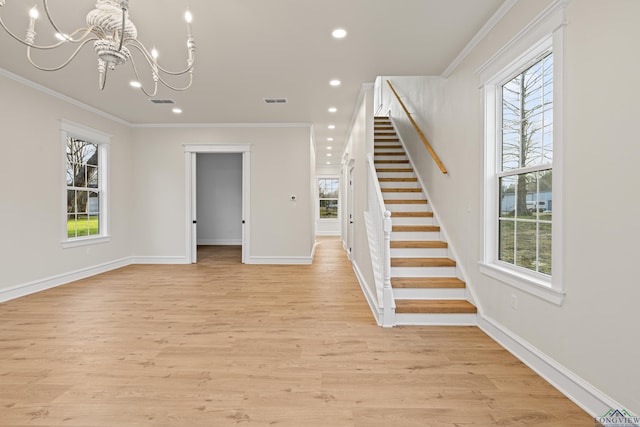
0 0 504 166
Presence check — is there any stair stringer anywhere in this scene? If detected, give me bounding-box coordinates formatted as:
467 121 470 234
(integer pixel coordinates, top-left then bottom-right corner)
387 116 481 316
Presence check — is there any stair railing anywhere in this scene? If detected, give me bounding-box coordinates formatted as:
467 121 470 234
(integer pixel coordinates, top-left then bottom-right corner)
386 80 448 174
366 153 395 326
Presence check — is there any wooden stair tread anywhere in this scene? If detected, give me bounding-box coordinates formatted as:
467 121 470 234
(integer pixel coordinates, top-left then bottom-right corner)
376 168 413 173
395 300 477 314
390 211 433 217
385 199 428 204
390 240 447 249
392 225 439 232
381 188 422 193
391 277 466 289
374 152 406 156
378 178 418 182
391 257 456 267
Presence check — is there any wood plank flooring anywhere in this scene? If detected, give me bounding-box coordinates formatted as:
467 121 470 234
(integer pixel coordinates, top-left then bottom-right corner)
0 237 591 426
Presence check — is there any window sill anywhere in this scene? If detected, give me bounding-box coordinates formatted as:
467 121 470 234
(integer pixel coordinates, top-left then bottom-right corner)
479 262 565 306
62 236 111 249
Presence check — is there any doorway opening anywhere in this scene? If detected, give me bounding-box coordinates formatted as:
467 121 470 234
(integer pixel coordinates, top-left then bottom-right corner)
184 144 251 264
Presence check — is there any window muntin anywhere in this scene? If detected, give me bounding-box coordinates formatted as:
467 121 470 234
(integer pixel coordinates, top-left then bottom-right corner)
497 53 553 275
318 178 339 219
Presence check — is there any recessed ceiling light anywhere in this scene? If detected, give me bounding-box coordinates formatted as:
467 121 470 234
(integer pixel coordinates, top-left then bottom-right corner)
332 29 347 39
328 125 335 129
172 107 183 114
327 137 334 142
327 146 333 150
329 79 341 87
328 107 337 113
326 161 331 165
130 81 142 88
327 153 332 157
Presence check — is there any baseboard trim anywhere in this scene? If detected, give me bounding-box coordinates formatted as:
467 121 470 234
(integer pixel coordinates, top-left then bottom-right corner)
351 260 382 326
247 256 313 265
197 239 242 246
131 256 191 265
479 315 626 418
0 257 133 303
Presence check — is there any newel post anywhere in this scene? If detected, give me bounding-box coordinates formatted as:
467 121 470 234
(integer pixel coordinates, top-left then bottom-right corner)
382 210 395 327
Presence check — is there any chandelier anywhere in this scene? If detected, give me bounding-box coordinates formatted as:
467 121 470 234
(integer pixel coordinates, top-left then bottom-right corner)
0 0 196 96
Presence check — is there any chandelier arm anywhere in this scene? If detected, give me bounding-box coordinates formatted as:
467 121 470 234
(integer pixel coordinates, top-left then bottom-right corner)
154 69 194 92
26 37 97 72
128 57 159 97
41 0 65 39
99 65 107 90
117 5 125 53
0 15 96 49
128 40 195 76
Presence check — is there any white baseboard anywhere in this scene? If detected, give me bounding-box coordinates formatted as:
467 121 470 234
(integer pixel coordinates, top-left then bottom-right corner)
0 257 133 303
131 256 190 265
248 256 312 265
351 260 382 326
479 315 627 419
315 231 341 236
197 239 242 245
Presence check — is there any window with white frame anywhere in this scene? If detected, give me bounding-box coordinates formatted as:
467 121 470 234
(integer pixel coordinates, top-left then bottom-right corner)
318 177 339 219
61 121 110 247
478 2 566 305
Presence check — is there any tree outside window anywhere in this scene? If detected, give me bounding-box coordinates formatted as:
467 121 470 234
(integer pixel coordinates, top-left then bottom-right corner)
318 178 339 219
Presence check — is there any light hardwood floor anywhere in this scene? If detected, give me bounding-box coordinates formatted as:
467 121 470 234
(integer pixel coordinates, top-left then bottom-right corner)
0 237 591 426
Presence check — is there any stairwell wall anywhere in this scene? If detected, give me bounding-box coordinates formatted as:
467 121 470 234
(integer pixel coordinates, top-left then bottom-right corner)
378 0 640 415
342 85 379 318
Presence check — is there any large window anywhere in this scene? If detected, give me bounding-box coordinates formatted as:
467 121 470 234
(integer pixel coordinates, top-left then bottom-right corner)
498 53 553 275
318 177 339 219
478 2 566 305
61 121 109 247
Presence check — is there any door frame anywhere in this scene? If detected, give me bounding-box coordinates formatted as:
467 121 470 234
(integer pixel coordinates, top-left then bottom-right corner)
184 144 251 264
346 160 355 260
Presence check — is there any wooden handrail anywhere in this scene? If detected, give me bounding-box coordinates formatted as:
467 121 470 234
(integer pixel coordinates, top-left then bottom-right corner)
386 80 448 174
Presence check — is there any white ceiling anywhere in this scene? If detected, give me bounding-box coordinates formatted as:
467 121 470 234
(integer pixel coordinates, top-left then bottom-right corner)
0 0 504 166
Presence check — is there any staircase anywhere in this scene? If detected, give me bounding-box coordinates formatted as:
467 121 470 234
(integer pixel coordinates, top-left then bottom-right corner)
374 116 477 326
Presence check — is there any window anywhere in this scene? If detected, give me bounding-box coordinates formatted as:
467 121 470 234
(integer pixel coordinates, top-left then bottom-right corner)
498 53 553 275
477 2 566 305
318 177 339 219
61 120 110 247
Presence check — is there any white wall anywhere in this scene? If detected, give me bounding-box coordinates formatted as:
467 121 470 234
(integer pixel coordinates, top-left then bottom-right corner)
342 85 378 315
196 153 243 245
378 0 640 415
131 126 315 262
0 72 134 298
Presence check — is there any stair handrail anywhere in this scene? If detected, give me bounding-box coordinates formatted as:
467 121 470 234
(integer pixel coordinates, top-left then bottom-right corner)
386 80 448 174
366 153 395 326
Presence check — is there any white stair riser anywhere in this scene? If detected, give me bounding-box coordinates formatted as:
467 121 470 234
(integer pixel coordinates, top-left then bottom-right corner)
390 247 447 258
394 313 477 326
393 288 466 300
391 231 440 240
385 204 431 213
377 172 415 179
375 163 410 169
383 193 425 200
391 266 456 277
379 181 420 189
390 217 434 225
375 157 408 162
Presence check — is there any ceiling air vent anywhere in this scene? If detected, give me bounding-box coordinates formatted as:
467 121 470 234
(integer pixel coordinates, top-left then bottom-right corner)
264 98 288 104
150 99 175 104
